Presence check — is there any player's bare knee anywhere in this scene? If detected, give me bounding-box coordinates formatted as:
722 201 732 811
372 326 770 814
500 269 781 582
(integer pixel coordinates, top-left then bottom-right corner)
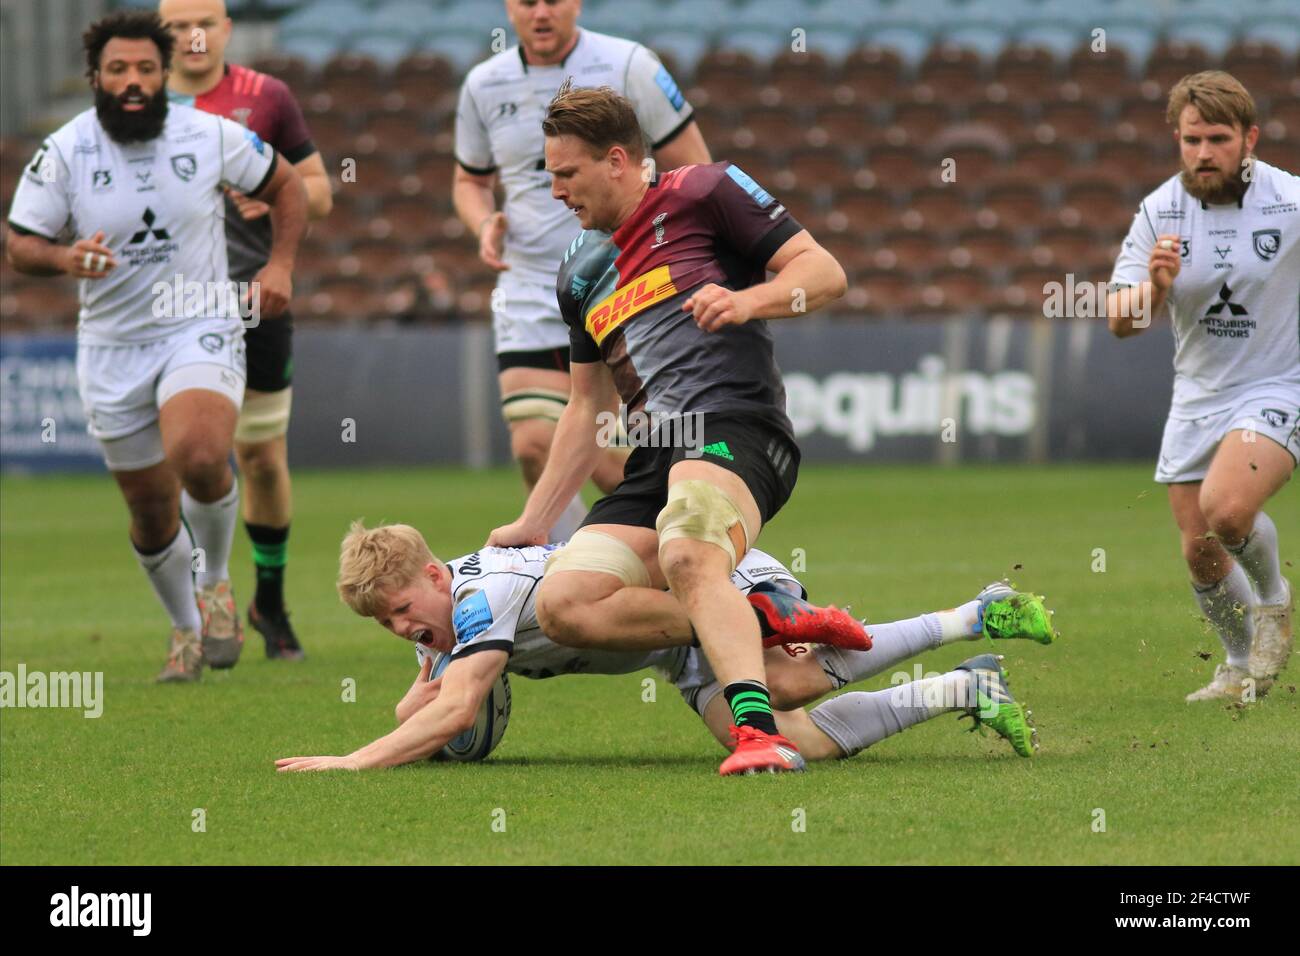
1201 498 1254 545
235 440 284 487
659 539 717 595
535 586 593 647
173 446 232 498
509 430 550 486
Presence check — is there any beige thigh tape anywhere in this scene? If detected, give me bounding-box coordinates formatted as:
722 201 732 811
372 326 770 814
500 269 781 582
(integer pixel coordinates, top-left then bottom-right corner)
236 387 293 443
543 528 651 588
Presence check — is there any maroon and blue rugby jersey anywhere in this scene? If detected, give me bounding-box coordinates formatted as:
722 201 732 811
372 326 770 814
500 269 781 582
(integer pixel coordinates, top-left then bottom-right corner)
556 162 803 442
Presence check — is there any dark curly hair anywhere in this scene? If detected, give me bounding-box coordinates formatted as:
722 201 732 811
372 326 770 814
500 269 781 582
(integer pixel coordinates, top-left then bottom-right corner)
83 10 174 81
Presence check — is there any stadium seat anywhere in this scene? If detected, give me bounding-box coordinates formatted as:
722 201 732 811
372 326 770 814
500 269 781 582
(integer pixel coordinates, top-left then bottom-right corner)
854 267 925 315
965 98 1029 139
906 184 979 234
784 148 859 195
651 33 711 80
1114 93 1172 141
277 32 343 68
1235 22 1300 62
1145 40 1213 93
865 27 935 67
1014 24 1084 61
992 44 1060 101
248 53 313 92
1164 22 1237 61
279 0 370 42
1064 42 1132 100
926 266 1001 312
717 30 789 63
952 226 1022 268
351 35 417 68
889 95 953 142
1222 41 1296 100
838 45 904 103
422 31 494 73
1014 141 1075 180
1097 24 1160 71
831 189 895 232
809 106 876 150
1038 98 1108 141
768 48 836 104
918 44 988 103
939 25 1009 62
658 0 731 38
370 0 445 36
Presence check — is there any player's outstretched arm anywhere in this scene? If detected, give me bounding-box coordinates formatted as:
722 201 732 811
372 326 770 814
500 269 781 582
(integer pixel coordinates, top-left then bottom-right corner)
487 358 618 546
275 650 507 771
685 230 847 332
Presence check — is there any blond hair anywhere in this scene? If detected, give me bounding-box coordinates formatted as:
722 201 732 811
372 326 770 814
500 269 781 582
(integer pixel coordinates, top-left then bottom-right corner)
542 79 647 160
337 521 440 617
1166 71 1256 132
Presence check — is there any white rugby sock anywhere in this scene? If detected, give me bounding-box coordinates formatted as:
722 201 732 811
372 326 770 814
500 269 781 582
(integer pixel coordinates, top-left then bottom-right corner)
1192 564 1255 668
808 671 972 757
182 478 239 588
1226 512 1287 605
936 599 985 642
812 603 981 690
134 525 202 632
548 494 588 544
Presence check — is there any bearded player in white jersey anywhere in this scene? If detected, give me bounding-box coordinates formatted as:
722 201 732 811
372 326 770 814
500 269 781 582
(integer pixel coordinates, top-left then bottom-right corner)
452 0 712 543
1106 72 1298 703
5 11 307 682
276 523 1058 772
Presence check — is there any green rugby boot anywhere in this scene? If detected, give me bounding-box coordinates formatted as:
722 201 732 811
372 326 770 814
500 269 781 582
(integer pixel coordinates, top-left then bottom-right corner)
956 653 1038 757
978 582 1057 645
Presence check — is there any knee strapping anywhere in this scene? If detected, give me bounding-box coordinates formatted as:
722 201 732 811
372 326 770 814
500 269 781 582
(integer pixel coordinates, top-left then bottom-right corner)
655 479 753 572
542 528 650 589
501 387 568 424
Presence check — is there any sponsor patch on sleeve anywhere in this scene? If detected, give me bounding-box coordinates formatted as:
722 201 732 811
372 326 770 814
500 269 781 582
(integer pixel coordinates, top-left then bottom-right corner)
654 65 685 111
243 128 266 155
726 165 774 208
452 590 493 644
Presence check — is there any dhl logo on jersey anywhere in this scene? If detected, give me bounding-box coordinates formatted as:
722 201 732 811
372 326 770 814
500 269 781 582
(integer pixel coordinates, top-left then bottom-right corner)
585 265 676 346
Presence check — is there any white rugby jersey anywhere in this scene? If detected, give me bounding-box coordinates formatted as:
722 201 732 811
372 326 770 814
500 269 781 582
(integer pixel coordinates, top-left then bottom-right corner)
454 28 695 286
418 545 803 682
1111 160 1300 419
7 103 276 345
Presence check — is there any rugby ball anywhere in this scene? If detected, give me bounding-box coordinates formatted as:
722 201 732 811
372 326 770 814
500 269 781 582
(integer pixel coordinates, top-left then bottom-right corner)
425 649 511 762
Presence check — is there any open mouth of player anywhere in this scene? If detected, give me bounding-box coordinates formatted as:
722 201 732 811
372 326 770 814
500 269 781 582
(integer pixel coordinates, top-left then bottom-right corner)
119 91 148 111
412 629 433 646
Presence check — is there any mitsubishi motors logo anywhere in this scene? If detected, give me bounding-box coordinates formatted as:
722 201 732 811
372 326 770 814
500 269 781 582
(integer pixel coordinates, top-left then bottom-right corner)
128 207 170 244
1205 282 1246 317
1199 282 1255 339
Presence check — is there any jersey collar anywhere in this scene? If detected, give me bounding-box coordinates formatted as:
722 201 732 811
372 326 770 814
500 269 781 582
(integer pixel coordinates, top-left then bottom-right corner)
1198 164 1254 210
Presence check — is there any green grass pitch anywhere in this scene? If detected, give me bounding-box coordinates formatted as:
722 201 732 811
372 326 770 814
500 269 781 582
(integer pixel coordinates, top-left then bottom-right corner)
1 463 1296 865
